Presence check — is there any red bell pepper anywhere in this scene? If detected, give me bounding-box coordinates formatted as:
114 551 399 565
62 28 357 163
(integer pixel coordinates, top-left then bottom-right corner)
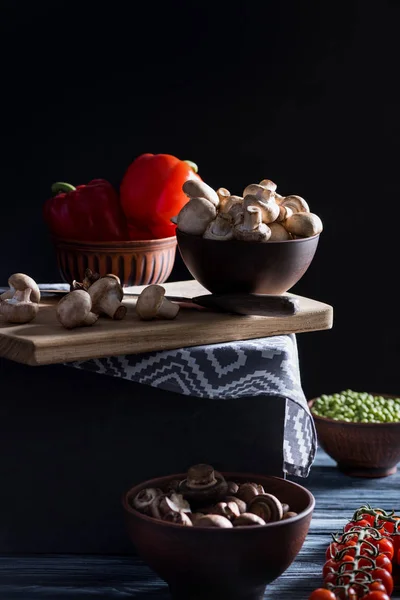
43 179 129 241
119 153 202 239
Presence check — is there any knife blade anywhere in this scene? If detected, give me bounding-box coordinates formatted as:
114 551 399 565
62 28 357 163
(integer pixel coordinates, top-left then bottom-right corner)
32 288 299 317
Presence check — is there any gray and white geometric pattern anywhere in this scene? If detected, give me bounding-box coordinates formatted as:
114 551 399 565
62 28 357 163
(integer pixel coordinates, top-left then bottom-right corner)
69 334 317 478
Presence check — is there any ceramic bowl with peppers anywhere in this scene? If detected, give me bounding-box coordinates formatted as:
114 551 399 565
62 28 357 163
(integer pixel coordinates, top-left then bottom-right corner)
172 178 322 295
122 462 315 600
43 155 201 287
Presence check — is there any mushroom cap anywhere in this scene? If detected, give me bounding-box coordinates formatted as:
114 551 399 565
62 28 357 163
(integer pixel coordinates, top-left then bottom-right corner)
176 197 217 235
182 180 220 207
203 215 233 240
284 212 323 237
0 300 38 323
56 290 93 329
3 273 41 303
268 222 292 241
88 276 124 307
135 284 166 320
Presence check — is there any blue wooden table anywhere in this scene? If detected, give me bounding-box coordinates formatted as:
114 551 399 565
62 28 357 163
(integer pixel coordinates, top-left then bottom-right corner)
1 449 399 599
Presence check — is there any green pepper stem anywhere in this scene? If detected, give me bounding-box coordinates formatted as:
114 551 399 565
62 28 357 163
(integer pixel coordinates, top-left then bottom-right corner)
183 160 199 173
51 182 77 195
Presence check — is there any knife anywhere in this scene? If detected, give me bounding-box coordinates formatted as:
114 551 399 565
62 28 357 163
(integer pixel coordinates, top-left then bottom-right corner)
31 288 299 317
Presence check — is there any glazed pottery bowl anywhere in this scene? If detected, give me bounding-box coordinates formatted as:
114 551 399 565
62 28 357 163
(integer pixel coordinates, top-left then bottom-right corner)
176 229 319 294
308 395 400 478
51 235 177 287
122 471 315 600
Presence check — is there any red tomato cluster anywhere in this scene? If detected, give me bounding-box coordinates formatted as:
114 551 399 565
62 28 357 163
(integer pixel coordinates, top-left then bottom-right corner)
309 504 400 600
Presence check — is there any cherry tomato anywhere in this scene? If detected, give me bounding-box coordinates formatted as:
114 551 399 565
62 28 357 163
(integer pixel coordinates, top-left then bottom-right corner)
322 558 338 579
361 592 390 600
362 537 394 561
368 582 387 592
345 519 371 532
358 553 392 574
335 586 357 600
357 513 377 526
323 573 337 586
325 542 340 560
391 532 400 562
308 589 337 600
370 567 393 596
337 554 355 574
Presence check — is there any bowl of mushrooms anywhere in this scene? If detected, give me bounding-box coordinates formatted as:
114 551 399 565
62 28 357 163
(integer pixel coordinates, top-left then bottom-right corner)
123 462 315 600
173 179 323 294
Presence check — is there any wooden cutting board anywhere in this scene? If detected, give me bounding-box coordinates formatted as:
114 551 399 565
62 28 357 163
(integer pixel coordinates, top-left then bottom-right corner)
0 280 333 366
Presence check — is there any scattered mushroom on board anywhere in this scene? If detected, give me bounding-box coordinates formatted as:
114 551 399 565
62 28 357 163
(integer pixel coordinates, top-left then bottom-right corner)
136 284 180 320
129 462 300 527
88 275 127 320
56 290 99 330
0 273 40 324
174 177 323 241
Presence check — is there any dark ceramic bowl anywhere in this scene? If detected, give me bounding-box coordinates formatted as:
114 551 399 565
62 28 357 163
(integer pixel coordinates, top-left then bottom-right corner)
176 229 320 294
51 235 177 288
123 471 315 600
309 395 400 478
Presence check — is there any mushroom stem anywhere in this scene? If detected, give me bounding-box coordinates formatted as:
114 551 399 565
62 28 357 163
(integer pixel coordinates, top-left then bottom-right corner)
13 288 32 303
157 297 180 319
97 292 127 320
83 312 99 326
244 206 262 230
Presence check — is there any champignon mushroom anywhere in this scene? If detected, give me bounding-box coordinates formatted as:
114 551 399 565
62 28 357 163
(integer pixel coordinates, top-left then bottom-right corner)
211 501 240 521
282 511 298 520
0 273 40 303
276 205 294 223
259 179 278 192
195 514 233 528
284 212 323 237
233 206 272 242
216 187 231 210
135 284 179 320
233 513 267 527
179 464 228 507
162 511 193 526
131 487 163 514
0 273 40 324
176 197 217 235
56 290 99 329
88 276 127 320
182 180 220 207
203 215 234 241
71 268 101 291
154 493 191 519
219 195 244 226
243 184 274 201
236 483 260 505
277 194 310 214
226 481 239 495
248 493 283 523
225 496 247 514
268 222 292 241
243 193 280 224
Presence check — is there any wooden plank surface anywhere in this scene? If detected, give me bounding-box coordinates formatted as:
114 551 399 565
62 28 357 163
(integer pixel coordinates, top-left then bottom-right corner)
1 450 398 599
0 280 333 366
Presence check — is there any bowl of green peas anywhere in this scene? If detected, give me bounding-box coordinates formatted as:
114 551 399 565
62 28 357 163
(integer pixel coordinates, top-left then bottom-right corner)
308 390 400 478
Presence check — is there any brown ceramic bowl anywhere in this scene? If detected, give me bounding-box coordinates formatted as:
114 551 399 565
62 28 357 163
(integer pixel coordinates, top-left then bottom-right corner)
122 471 315 600
308 395 400 478
52 235 177 287
176 229 320 294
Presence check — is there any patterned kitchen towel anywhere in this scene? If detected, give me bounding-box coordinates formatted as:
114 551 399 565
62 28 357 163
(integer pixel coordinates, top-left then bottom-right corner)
69 334 316 478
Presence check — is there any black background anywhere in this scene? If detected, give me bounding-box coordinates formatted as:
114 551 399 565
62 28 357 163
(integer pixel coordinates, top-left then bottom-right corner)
0 0 399 399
